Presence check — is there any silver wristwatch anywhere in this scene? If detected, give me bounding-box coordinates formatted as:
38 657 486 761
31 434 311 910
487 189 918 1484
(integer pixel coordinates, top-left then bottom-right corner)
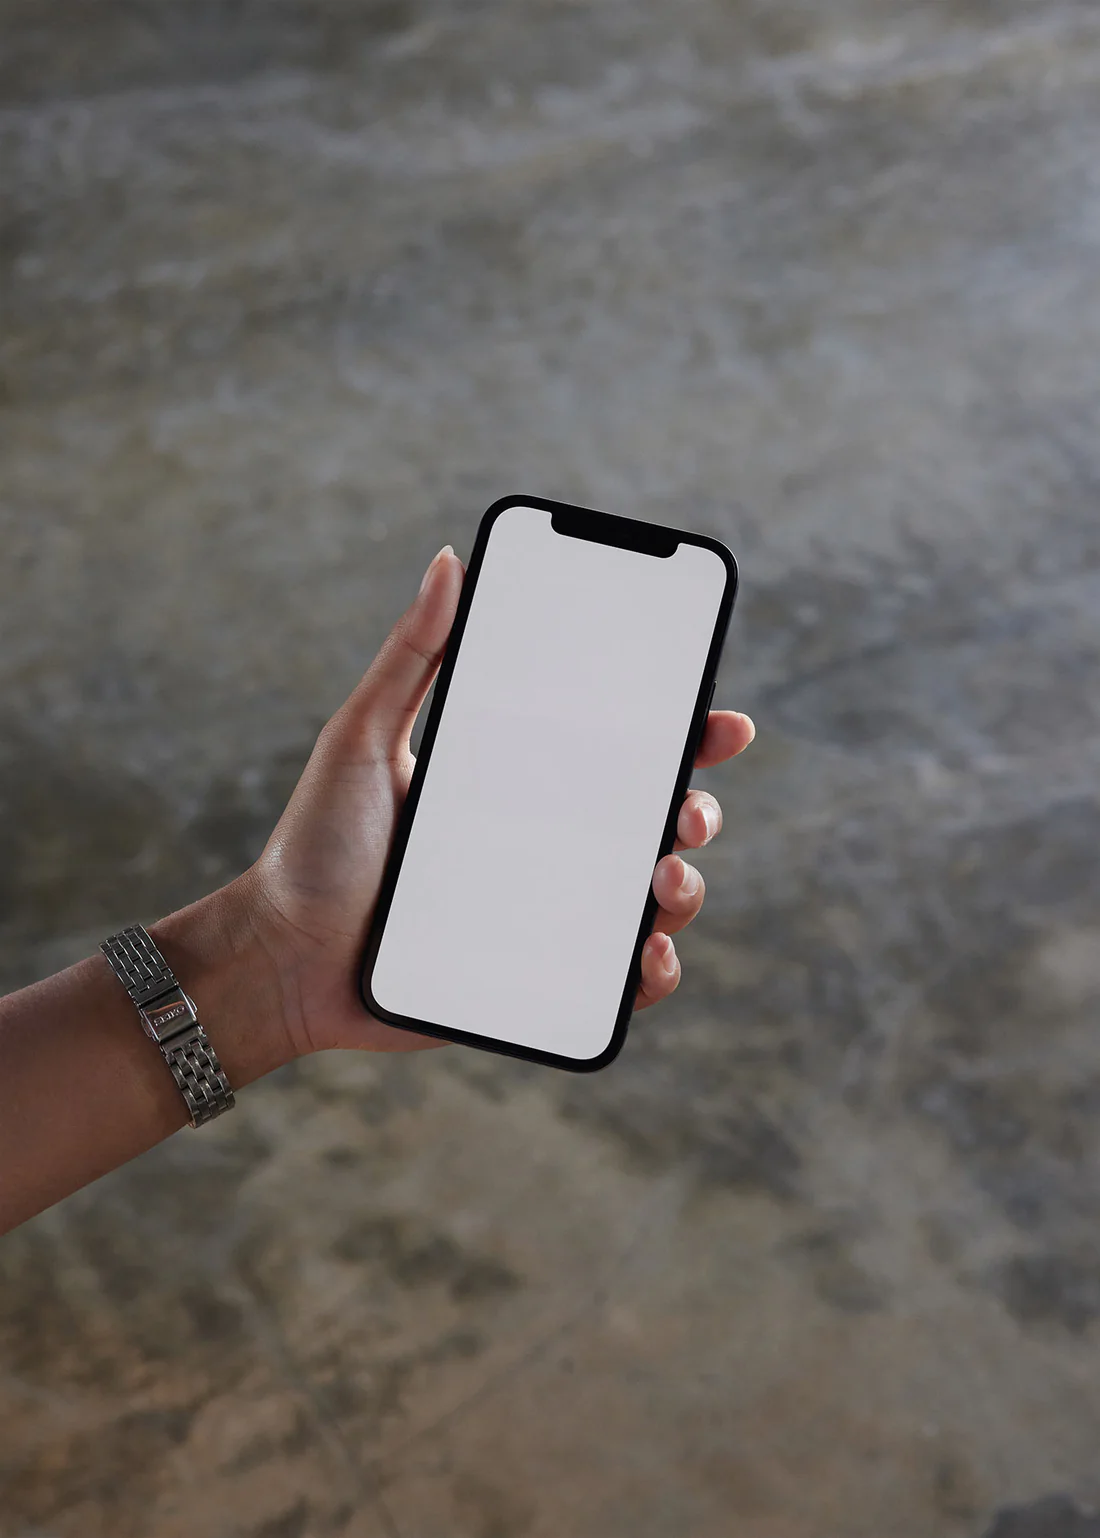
100 925 235 1127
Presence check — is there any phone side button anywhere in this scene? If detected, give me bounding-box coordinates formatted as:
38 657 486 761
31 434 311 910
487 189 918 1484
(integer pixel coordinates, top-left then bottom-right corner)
691 680 716 761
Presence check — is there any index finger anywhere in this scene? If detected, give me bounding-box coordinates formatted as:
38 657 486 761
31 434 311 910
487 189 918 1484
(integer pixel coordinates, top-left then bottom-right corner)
695 710 755 769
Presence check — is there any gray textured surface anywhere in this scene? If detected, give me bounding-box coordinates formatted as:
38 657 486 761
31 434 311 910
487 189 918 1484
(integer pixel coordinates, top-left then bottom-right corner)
3 2 1100 1535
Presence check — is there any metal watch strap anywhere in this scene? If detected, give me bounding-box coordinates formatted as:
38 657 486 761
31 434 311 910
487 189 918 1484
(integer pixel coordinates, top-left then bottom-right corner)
100 925 235 1128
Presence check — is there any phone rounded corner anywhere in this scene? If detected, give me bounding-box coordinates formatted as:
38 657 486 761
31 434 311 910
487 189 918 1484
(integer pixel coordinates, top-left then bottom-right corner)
358 960 390 1023
477 495 536 541
723 545 740 598
695 533 738 596
564 1022 629 1074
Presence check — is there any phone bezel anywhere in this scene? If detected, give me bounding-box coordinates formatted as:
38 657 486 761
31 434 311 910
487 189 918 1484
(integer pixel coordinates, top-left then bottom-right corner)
358 493 739 1073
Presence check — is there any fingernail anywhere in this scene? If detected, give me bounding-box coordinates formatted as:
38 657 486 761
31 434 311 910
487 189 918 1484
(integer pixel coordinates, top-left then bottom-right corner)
679 861 700 897
657 935 677 976
739 712 757 743
702 805 720 842
419 544 454 595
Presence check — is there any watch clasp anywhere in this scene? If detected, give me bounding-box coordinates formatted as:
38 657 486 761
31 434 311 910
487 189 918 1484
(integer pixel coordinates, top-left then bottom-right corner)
139 987 199 1044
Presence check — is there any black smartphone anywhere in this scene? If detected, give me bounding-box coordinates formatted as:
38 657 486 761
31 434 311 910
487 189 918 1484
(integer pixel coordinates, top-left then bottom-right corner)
359 495 738 1072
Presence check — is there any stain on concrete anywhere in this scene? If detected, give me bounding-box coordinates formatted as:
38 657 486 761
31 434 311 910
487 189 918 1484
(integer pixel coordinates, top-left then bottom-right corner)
332 1214 520 1304
312 1325 485 1426
308 1052 428 1123
1 1401 201 1532
979 1495 1100 1538
253 1499 311 1538
782 1220 887 1314
992 1251 1100 1336
451 1470 536 1538
559 1061 802 1199
223 1408 316 1476
935 1451 985 1523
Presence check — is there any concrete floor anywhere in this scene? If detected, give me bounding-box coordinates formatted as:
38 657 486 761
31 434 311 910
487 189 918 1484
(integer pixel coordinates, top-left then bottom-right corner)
2 2 1100 1534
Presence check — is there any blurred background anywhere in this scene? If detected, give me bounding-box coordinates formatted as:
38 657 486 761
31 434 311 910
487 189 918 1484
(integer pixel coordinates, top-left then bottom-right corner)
2 2 1100 1535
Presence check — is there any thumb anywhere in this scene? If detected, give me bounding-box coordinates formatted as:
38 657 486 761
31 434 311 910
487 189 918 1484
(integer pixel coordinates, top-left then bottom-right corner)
345 545 464 759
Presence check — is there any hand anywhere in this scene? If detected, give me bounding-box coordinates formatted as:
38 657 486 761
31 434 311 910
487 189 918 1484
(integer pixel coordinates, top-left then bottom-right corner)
248 545 755 1059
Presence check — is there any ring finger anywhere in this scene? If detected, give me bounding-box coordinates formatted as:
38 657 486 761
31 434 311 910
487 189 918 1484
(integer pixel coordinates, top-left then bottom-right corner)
674 789 722 852
651 853 705 936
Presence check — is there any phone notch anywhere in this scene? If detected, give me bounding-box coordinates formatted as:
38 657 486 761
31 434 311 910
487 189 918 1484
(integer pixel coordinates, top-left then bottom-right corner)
551 505 679 558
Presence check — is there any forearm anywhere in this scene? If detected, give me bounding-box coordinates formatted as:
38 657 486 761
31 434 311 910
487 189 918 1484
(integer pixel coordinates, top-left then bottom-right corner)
0 871 293 1234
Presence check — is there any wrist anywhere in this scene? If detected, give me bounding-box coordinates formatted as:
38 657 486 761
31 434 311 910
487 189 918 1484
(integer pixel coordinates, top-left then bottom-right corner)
148 869 299 1092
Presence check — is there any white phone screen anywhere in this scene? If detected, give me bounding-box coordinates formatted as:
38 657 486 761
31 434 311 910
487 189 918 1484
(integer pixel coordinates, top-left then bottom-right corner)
369 504 729 1063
